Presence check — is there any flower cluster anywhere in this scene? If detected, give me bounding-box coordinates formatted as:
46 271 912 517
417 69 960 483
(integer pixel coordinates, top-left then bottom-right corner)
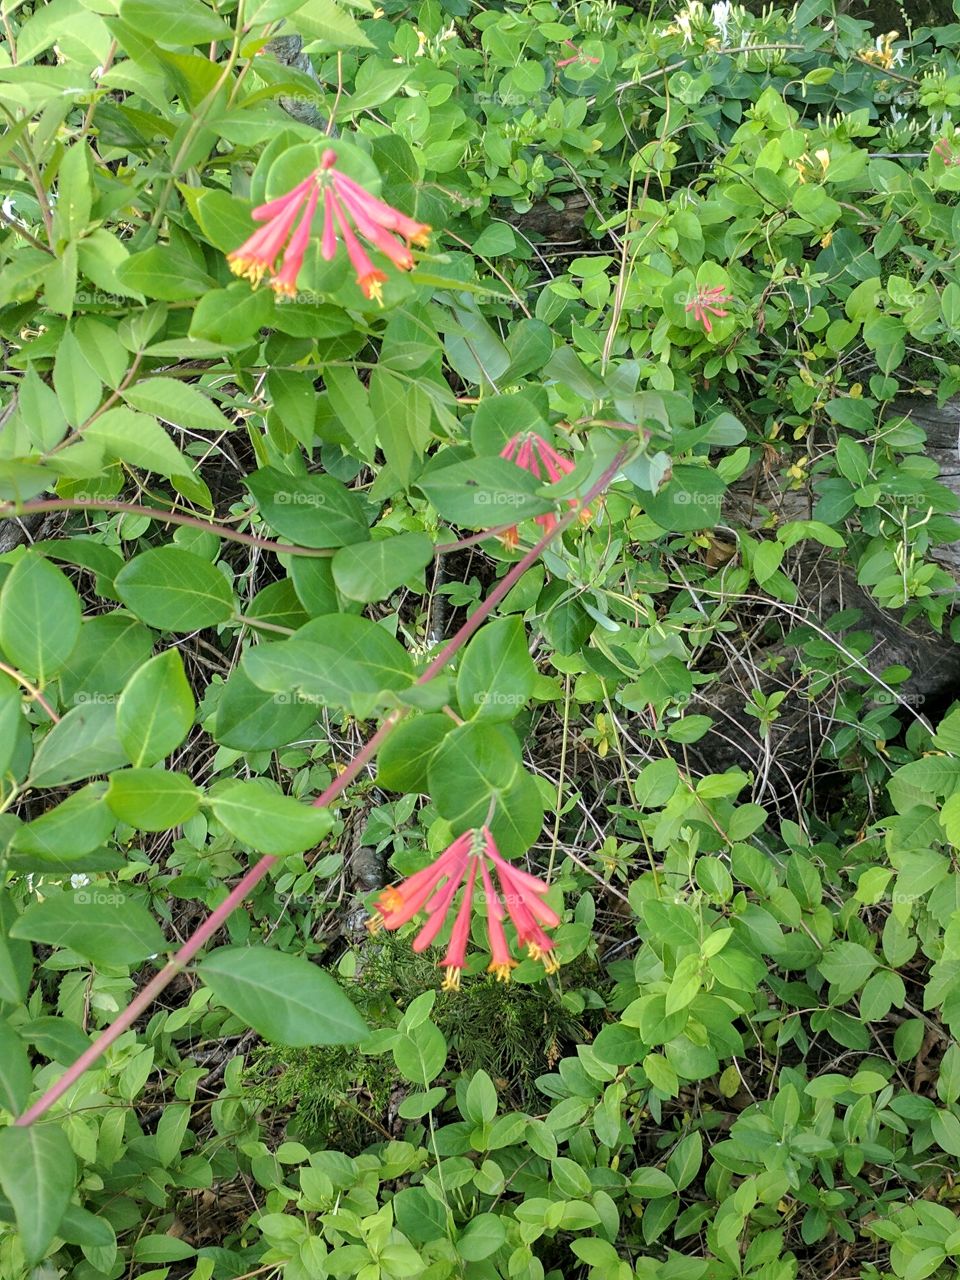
499 431 591 548
556 39 601 68
858 31 904 70
227 149 431 305
933 136 960 167
685 284 733 333
367 827 560 990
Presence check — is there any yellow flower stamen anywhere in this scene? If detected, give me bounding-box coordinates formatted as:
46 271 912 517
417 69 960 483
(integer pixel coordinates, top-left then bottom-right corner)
527 944 560 974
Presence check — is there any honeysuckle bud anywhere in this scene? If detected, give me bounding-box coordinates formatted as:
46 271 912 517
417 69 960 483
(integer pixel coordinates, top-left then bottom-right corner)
499 431 592 547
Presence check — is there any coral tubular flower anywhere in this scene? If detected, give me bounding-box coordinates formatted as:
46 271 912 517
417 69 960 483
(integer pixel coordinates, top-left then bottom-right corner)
685 283 733 334
323 156 431 248
329 190 388 305
368 826 560 988
480 863 516 982
227 149 431 301
934 138 960 167
440 861 478 991
270 181 320 297
367 831 472 933
499 431 592 547
556 39 601 68
227 178 314 286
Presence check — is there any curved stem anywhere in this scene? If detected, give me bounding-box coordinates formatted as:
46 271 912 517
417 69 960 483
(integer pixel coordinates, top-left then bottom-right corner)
0 499 333 558
0 661 60 723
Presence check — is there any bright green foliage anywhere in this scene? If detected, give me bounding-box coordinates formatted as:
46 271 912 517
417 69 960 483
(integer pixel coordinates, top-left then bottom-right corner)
2 0 960 1278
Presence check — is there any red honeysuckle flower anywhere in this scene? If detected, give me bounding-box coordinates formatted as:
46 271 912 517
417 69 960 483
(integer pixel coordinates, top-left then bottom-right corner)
933 138 960 166
685 284 733 334
557 38 601 67
227 148 432 303
439 860 479 991
367 826 560 988
499 430 592 548
329 189 389 305
270 181 320 297
227 178 315 287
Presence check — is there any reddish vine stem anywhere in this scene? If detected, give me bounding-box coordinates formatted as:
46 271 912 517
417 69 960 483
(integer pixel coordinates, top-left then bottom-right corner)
14 444 633 1128
0 499 334 558
0 497 534 557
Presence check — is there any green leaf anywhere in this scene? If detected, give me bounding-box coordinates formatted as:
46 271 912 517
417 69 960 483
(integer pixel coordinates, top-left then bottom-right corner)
0 896 32 1005
85 407 195 481
931 1109 960 1157
376 714 453 792
53 328 101 427
17 367 67 451
213 664 318 751
57 1203 116 1252
30 701 128 788
393 1021 447 1086
206 779 333 855
393 1187 448 1245
115 547 234 632
242 616 414 714
116 246 213 300
819 941 877 995
106 769 202 831
487 766 544 858
117 650 196 766
0 672 24 777
331 533 434 603
427 721 520 829
0 1019 31 1115
665 1131 702 1191
247 468 370 549
57 614 155 706
418 456 554 529
0 1124 76 1264
457 1213 506 1261
122 378 233 432
118 0 231 45
197 946 368 1045
189 283 276 346
11 783 114 862
0 552 82 684
10 890 167 967
457 617 536 722
644 464 727 532
643 1052 679 1096
54 142 93 241
289 0 374 47
464 1069 498 1125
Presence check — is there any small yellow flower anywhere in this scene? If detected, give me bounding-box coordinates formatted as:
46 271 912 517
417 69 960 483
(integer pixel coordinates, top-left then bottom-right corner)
786 455 809 485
